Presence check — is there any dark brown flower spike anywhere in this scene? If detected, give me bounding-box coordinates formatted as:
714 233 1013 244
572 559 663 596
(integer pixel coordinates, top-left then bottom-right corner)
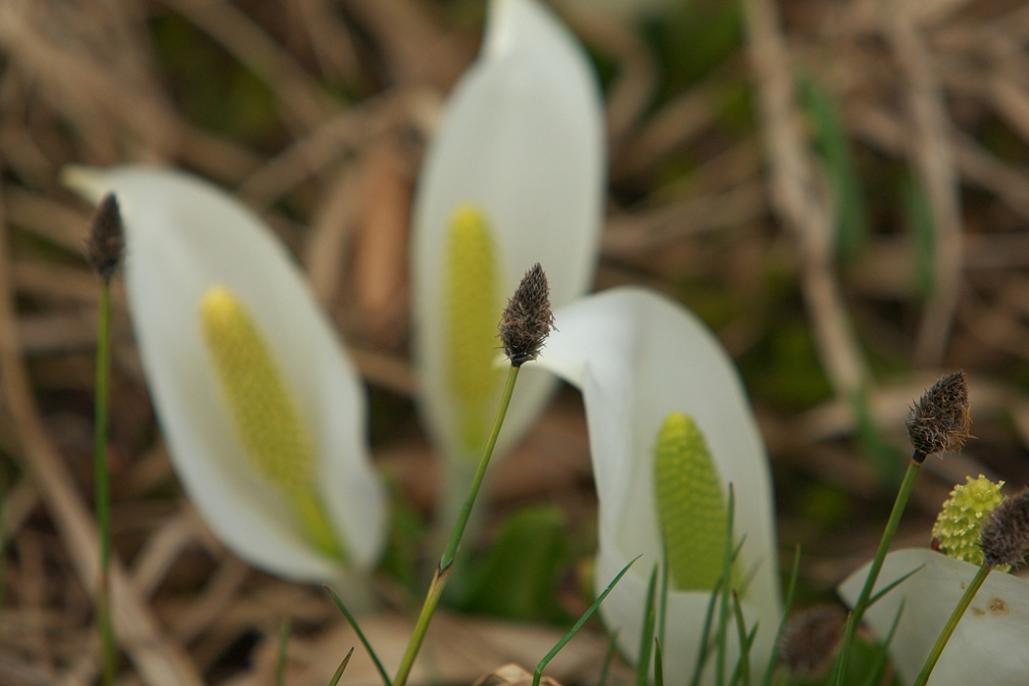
499 263 553 366
778 605 846 681
980 488 1029 569
86 193 125 283
905 371 971 463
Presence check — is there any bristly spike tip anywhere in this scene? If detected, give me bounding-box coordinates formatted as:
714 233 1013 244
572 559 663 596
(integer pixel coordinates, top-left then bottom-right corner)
905 371 971 463
499 263 553 367
86 193 125 283
980 488 1029 569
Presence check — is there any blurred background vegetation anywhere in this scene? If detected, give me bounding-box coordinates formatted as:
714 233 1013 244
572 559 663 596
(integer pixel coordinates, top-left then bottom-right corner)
0 0 1026 683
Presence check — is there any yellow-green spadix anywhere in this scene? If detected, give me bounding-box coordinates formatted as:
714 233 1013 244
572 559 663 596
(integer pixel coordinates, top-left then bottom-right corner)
63 165 386 582
533 288 780 682
411 0 604 504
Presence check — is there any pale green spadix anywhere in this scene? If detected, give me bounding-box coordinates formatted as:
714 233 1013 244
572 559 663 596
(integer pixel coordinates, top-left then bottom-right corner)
654 411 728 590
443 205 502 459
200 286 345 561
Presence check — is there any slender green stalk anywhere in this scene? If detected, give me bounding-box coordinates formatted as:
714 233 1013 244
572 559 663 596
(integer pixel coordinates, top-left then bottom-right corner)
393 365 520 686
324 586 391 686
533 558 637 686
276 620 291 686
597 631 620 686
636 565 659 686
761 546 801 686
730 590 750 686
833 459 921 685
716 486 737 686
912 563 990 686
94 284 116 685
328 647 355 686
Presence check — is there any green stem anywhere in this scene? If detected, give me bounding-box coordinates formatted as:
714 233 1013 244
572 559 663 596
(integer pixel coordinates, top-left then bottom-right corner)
392 365 520 686
912 563 991 686
833 460 921 685
94 283 116 685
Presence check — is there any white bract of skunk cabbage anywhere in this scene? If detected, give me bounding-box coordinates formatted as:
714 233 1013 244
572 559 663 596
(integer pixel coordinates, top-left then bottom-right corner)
534 288 781 680
411 0 603 499
66 166 386 583
839 549 1029 686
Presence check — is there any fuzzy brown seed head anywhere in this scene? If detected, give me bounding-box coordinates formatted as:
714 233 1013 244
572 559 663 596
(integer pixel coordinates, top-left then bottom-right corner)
980 488 1029 569
86 193 124 282
499 263 553 367
778 605 846 681
905 371 971 462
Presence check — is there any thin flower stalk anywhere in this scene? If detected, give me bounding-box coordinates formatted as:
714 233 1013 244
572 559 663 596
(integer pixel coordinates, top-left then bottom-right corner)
87 193 123 685
392 265 552 686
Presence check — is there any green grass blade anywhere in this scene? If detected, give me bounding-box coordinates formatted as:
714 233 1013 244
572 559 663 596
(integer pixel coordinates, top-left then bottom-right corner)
532 555 639 686
328 647 356 686
659 542 670 651
324 585 392 686
729 591 751 686
761 546 801 686
654 639 664 686
730 623 760 686
716 485 737 686
690 536 746 686
276 620 291 686
862 600 905 686
636 565 660 686
597 630 620 686
799 75 868 263
866 565 922 609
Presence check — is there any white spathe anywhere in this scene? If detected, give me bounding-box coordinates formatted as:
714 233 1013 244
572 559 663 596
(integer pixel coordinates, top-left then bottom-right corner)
533 288 781 679
412 0 604 464
839 548 1029 686
65 165 386 582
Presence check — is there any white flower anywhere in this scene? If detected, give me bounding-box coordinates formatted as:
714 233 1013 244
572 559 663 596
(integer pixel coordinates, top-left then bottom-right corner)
65 165 386 583
839 549 1029 686
533 287 781 679
411 0 604 497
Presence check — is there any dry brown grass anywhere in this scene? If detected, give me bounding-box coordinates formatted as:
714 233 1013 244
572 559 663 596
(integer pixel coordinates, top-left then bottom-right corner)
0 0 1026 683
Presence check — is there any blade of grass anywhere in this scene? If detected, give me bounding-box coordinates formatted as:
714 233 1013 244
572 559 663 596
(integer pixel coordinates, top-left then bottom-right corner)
760 546 801 686
276 620 291 686
654 639 664 686
690 536 746 686
729 591 752 686
324 586 391 686
532 556 639 686
597 630 620 686
716 485 737 686
862 600 904 686
636 565 659 686
866 565 922 609
730 624 760 686
659 542 670 651
328 647 356 686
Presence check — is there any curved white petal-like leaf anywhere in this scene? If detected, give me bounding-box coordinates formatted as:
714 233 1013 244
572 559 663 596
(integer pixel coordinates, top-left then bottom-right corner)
65 165 386 582
839 549 1029 686
412 0 604 464
532 287 781 677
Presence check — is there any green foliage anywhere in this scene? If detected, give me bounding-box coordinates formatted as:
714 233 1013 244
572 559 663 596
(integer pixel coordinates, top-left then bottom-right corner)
647 1 744 99
380 480 425 593
532 557 638 686
150 14 279 145
452 505 571 623
904 175 936 301
850 386 905 486
636 566 659 686
799 77 869 263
